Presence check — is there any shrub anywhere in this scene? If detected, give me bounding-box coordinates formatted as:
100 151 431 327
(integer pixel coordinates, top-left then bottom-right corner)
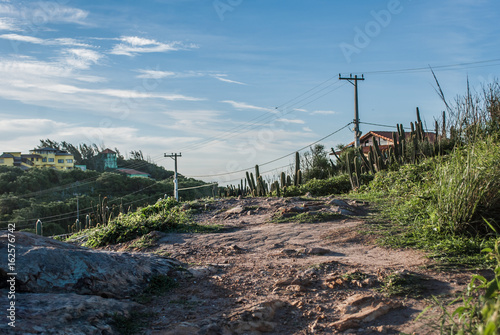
429 139 500 235
84 199 187 247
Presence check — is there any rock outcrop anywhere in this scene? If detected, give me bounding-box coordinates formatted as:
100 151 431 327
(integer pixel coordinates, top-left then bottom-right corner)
0 232 181 334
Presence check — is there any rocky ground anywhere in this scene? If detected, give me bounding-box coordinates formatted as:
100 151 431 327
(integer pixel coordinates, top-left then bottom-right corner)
0 196 482 334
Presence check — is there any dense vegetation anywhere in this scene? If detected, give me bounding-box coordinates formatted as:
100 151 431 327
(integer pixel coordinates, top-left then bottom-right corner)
0 146 213 235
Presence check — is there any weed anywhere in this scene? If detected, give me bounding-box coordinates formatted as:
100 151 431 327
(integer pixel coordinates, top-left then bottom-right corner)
111 311 150 335
144 274 178 295
342 270 369 282
378 271 427 298
128 233 159 250
419 238 500 334
271 211 342 224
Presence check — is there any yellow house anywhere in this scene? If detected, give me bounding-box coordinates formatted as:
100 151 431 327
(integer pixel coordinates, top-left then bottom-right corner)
0 148 74 170
0 153 16 167
28 147 74 170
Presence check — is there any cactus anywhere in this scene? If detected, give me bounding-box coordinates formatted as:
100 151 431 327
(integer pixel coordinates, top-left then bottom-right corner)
85 214 91 229
354 156 361 187
392 132 400 163
368 150 376 174
36 219 43 236
286 175 292 187
295 152 300 172
293 152 300 186
357 147 370 172
257 176 267 196
280 172 286 189
442 111 446 139
246 171 255 194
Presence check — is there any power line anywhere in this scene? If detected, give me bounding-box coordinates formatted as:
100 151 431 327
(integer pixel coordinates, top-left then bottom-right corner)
363 58 500 75
187 122 352 179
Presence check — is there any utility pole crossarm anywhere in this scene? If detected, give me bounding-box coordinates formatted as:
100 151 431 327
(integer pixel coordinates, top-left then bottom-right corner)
339 74 365 148
164 153 182 201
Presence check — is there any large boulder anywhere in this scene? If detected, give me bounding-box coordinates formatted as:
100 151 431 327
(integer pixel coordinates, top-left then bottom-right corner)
0 232 181 297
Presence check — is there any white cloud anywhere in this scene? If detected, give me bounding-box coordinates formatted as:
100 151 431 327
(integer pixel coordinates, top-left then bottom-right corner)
294 108 308 113
311 110 337 115
0 2 89 27
302 127 312 132
221 100 275 112
61 48 103 69
0 18 18 31
135 69 245 85
111 36 198 56
276 118 305 124
0 33 91 47
211 74 246 85
136 69 176 79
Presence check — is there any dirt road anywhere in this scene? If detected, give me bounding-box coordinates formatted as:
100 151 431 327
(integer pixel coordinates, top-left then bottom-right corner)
116 196 472 334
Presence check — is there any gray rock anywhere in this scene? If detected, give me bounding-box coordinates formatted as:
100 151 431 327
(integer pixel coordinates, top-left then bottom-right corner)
0 232 181 296
225 205 246 214
0 291 141 335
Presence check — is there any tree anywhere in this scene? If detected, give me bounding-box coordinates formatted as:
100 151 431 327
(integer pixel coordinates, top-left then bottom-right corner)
301 144 334 182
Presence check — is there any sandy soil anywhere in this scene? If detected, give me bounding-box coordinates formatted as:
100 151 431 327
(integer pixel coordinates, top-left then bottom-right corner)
111 196 477 335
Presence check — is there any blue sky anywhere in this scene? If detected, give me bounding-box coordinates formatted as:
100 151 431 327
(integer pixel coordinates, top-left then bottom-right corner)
0 0 499 184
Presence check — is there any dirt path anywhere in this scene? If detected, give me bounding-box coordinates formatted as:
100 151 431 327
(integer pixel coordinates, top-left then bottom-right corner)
115 196 474 334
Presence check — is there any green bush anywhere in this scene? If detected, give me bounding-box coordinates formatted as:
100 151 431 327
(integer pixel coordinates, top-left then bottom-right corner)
281 174 372 197
429 139 500 235
84 199 187 248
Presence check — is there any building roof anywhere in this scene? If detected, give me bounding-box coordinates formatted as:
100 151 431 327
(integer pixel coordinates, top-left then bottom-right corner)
101 148 116 154
21 154 43 158
343 130 437 149
34 147 58 152
0 153 15 158
116 168 149 176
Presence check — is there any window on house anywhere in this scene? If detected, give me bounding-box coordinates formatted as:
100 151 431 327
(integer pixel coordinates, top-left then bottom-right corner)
66 159 73 163
42 158 47 162
58 159 64 163
0 159 4 164
48 158 54 162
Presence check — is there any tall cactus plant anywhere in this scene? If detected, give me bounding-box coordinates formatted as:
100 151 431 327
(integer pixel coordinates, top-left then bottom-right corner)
35 219 43 236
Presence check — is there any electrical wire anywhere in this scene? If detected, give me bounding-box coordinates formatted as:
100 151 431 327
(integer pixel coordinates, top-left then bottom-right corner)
186 122 352 179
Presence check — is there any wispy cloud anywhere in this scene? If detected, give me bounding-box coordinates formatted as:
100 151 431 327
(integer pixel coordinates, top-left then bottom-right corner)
276 118 305 124
211 74 246 85
136 69 245 85
0 18 18 31
0 33 91 47
221 100 275 112
136 69 177 79
60 48 103 69
0 56 203 115
110 36 198 56
311 110 337 115
0 2 89 29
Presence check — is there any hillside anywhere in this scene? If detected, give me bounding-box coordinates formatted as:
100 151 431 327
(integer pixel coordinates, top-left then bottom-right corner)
0 158 213 235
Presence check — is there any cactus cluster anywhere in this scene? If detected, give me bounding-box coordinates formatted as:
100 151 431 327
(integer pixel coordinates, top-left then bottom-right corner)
218 152 303 198
341 108 450 190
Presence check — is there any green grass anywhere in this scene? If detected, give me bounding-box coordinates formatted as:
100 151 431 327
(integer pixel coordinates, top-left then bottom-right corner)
64 198 225 248
353 141 500 268
271 211 343 224
111 311 151 335
377 271 427 298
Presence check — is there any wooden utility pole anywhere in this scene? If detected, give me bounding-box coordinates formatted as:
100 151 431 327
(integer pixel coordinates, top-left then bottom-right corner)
164 153 182 201
339 74 365 148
